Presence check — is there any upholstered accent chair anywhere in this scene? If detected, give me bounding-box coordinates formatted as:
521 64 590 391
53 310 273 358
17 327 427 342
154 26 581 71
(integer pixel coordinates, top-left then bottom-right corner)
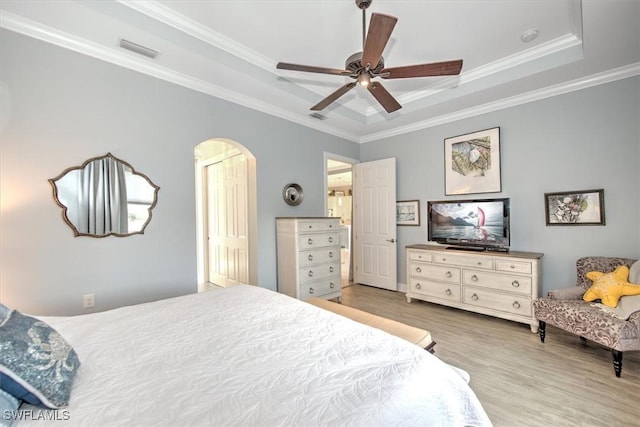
533 256 640 377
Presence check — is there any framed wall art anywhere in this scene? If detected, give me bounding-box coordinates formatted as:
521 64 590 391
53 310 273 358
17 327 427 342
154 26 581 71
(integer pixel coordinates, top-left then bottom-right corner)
544 189 605 225
396 200 420 226
444 127 501 195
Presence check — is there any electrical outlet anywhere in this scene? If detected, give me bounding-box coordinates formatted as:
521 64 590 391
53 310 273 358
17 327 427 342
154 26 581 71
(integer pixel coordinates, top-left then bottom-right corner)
83 293 95 309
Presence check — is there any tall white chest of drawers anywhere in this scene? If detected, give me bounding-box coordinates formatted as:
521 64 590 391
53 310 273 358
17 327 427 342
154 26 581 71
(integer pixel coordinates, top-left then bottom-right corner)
406 244 543 332
276 217 342 301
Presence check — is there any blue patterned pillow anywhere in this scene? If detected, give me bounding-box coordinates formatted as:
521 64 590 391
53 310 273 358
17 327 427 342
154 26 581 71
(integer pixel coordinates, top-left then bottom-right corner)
0 304 80 409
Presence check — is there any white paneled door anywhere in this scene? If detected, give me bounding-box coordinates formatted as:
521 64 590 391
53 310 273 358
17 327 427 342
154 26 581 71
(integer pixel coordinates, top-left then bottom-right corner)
206 154 249 287
353 158 397 291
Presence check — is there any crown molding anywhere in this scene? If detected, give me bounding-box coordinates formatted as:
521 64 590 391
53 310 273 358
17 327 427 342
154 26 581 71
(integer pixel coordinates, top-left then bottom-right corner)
118 0 275 73
2 8 637 145
123 0 585 122
121 0 364 118
360 33 583 117
0 10 360 143
359 62 640 143
398 34 582 107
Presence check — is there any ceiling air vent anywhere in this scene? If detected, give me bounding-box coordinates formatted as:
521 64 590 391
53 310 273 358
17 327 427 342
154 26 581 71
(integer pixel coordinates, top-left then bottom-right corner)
118 39 159 59
309 112 327 121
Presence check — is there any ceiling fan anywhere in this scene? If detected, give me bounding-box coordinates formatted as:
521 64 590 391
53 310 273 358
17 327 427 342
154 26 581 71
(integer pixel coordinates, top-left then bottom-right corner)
276 0 463 113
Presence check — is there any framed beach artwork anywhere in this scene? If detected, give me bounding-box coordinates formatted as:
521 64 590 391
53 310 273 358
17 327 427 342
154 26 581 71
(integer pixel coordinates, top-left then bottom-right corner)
544 189 605 226
396 200 420 226
444 127 501 195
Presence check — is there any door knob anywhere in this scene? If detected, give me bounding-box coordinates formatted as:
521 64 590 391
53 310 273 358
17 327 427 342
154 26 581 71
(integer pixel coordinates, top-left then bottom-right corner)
386 238 396 243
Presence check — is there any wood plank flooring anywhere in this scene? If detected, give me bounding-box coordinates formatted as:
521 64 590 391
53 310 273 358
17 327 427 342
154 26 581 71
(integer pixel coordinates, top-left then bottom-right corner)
340 284 640 427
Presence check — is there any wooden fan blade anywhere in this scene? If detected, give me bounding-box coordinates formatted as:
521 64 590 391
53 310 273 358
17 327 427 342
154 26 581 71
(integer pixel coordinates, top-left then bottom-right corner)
381 60 463 79
367 81 401 113
311 82 357 111
277 62 351 76
362 13 397 70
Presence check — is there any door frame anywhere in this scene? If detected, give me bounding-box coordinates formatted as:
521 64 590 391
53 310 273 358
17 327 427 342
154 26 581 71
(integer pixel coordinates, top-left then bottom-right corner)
195 138 258 291
324 152 358 285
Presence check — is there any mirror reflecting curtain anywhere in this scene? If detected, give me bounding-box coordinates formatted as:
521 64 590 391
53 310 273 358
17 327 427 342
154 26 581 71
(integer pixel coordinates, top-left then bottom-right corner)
49 153 160 237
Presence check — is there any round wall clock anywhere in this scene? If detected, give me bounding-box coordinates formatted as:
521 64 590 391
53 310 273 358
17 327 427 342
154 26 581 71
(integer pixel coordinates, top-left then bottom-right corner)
283 183 303 206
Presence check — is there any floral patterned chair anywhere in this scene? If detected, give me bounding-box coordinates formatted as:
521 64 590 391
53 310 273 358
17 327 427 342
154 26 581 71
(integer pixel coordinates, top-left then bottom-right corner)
533 256 640 377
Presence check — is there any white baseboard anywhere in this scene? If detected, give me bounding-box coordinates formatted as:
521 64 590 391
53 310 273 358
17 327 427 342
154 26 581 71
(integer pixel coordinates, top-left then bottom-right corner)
397 282 407 293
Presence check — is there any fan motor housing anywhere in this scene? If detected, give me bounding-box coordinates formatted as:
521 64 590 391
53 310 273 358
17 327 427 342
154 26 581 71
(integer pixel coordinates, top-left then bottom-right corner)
355 0 372 10
345 52 385 75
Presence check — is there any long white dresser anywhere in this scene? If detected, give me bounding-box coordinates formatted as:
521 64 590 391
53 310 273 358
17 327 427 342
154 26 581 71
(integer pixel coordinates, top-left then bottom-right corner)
276 217 342 301
406 244 543 332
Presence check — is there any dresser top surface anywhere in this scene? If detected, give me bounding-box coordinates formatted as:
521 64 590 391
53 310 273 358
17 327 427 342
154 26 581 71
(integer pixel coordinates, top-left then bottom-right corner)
406 244 543 260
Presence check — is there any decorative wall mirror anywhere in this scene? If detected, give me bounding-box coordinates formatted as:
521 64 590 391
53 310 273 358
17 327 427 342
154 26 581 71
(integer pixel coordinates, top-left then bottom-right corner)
49 153 160 237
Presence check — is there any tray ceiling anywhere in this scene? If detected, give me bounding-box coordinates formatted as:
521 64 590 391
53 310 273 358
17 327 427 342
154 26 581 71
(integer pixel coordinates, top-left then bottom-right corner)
1 0 638 143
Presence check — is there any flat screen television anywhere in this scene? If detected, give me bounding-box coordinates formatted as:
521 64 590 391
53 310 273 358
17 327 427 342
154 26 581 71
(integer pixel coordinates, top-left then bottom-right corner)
427 198 510 251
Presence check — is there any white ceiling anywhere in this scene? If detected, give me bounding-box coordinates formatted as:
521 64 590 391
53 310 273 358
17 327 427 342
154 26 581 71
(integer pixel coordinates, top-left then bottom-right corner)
1 0 638 143
328 159 353 189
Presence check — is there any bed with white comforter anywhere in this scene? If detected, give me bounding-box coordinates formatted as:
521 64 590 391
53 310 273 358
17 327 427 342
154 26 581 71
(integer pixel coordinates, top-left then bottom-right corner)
16 285 491 426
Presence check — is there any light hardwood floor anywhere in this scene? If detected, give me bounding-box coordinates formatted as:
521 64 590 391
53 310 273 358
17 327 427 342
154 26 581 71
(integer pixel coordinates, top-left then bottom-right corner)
340 284 640 427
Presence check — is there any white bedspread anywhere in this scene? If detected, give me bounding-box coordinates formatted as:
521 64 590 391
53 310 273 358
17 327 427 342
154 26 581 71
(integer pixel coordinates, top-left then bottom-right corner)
18 285 491 426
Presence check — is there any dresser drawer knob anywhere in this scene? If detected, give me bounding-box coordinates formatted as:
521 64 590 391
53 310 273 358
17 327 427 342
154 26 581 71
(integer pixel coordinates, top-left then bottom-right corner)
415 283 422 290
308 238 313 245
415 266 422 273
308 270 314 277
510 265 516 269
477 262 482 265
330 282 335 288
329 266 334 273
446 271 452 278
328 237 334 243
329 251 334 258
513 301 521 309
308 254 314 261
309 287 314 294
445 289 452 296
471 293 479 301
512 280 520 287
471 274 478 282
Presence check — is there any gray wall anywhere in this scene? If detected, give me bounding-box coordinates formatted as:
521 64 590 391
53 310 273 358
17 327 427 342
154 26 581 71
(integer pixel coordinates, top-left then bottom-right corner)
2 29 638 315
0 30 359 315
360 76 640 296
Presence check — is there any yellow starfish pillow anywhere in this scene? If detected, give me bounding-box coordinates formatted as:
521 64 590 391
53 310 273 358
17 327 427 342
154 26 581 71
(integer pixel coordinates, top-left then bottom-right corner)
583 266 640 307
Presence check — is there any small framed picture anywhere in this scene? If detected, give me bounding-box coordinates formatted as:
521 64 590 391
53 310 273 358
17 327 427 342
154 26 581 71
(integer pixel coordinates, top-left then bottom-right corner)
544 189 605 226
396 200 420 226
445 127 501 195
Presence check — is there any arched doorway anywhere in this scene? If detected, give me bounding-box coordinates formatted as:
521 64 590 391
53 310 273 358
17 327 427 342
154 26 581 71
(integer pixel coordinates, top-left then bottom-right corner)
195 139 257 291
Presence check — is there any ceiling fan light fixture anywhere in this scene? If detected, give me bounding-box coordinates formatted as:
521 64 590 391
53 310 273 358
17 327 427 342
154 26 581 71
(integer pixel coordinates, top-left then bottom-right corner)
357 72 371 87
277 0 462 113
